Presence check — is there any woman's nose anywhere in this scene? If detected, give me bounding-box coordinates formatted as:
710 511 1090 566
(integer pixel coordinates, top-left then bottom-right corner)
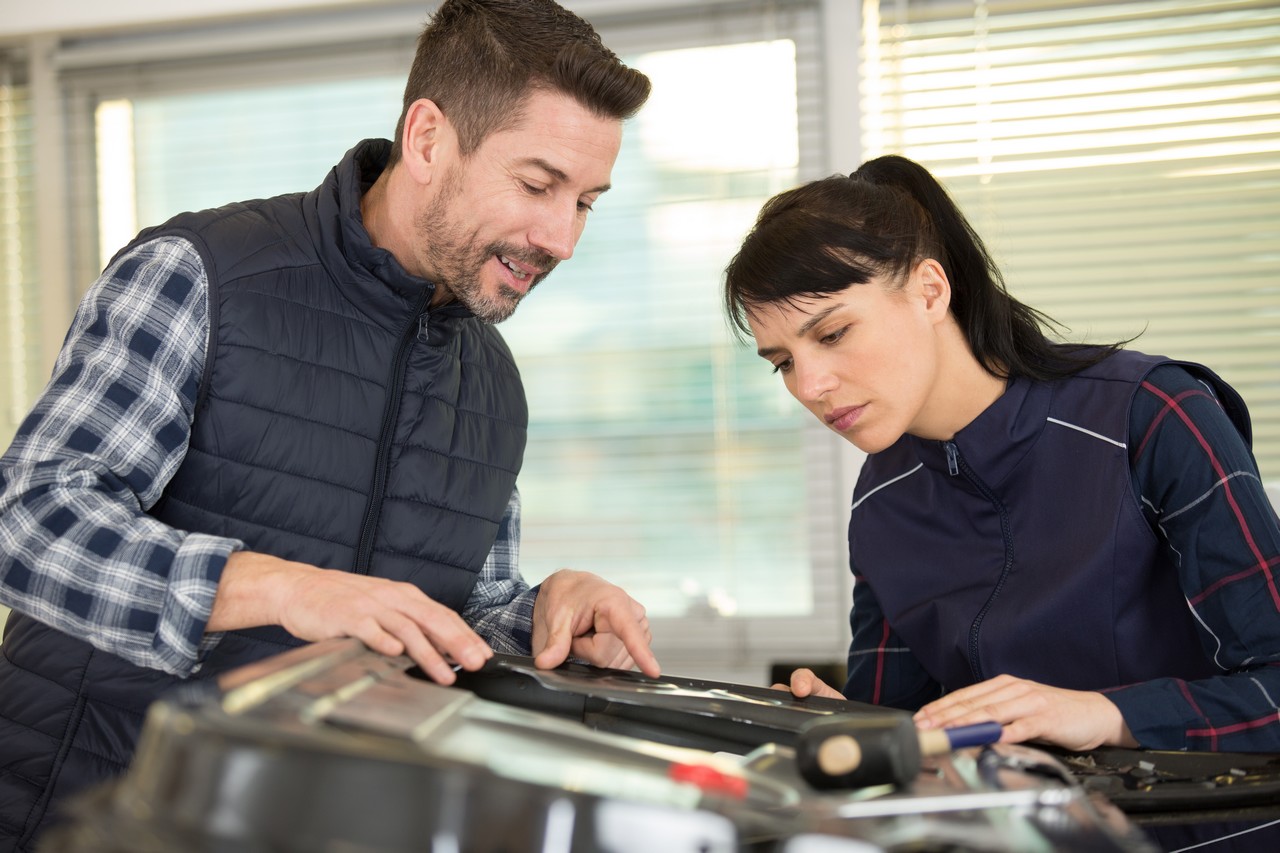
794 359 836 402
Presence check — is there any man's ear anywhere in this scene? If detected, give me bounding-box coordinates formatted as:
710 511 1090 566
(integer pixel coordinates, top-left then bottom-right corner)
400 98 452 186
916 258 952 322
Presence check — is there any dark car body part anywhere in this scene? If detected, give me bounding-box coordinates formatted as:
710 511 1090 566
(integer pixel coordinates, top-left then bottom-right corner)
42 641 1159 852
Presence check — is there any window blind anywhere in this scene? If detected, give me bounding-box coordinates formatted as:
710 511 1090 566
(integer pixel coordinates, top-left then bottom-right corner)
0 53 38 449
863 0 1280 480
0 52 36 634
505 6 848 678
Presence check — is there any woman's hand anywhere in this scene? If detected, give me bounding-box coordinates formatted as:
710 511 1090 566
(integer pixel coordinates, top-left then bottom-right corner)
913 674 1137 751
772 667 846 700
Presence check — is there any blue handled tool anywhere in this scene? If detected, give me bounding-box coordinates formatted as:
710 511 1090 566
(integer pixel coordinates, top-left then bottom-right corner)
795 715 1003 789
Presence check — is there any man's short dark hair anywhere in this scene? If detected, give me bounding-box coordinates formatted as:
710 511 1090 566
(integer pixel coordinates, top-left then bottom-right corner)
390 0 652 163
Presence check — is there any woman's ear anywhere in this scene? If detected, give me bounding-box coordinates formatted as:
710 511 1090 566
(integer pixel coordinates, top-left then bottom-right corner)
399 98 452 186
916 258 952 322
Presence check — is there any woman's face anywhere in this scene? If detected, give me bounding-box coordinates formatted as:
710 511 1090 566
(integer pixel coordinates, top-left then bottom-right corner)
747 262 950 454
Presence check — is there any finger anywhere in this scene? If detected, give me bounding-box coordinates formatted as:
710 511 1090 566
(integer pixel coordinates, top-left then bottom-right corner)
993 716 1048 745
568 633 603 665
376 610 459 685
610 652 636 671
920 684 1043 733
569 633 631 671
403 599 493 672
599 605 660 677
382 600 490 682
917 679 1024 726
924 674 1021 707
565 601 655 676
533 613 575 670
917 680 1006 717
604 639 636 671
922 706 1007 733
406 638 457 686
917 699 1003 730
352 617 407 660
788 668 819 697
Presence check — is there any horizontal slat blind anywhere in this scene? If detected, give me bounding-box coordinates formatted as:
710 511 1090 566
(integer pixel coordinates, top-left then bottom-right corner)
864 0 1280 480
0 52 34 635
505 5 837 636
0 54 38 450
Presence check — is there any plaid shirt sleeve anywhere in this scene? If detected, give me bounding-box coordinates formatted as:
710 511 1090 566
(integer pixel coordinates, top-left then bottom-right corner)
1106 364 1280 751
461 486 537 654
845 570 944 710
0 236 242 676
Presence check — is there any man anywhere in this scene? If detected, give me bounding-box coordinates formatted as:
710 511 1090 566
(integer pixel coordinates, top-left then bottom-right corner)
0 1 657 847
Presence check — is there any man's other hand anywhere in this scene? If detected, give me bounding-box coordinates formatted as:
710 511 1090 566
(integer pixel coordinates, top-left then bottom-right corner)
531 569 659 677
210 551 493 685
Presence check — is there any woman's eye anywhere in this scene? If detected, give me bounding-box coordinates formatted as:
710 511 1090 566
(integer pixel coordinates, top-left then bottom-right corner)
771 359 793 375
820 326 848 345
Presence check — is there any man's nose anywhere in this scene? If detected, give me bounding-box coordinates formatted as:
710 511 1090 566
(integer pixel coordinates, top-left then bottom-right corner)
529 200 580 261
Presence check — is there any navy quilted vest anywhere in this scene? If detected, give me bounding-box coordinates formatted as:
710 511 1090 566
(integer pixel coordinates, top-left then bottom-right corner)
0 139 526 849
848 350 1249 695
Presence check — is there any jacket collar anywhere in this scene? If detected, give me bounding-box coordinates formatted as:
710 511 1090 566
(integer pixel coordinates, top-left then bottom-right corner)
315 139 473 330
908 373 1053 488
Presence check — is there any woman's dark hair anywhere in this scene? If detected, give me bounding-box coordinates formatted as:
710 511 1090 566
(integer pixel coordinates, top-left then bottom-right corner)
389 0 651 164
723 155 1125 381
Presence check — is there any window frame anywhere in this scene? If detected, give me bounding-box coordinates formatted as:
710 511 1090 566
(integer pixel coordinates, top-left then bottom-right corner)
29 0 857 684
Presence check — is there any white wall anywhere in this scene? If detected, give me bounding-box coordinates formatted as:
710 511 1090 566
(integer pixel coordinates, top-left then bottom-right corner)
0 0 384 38
0 0 763 39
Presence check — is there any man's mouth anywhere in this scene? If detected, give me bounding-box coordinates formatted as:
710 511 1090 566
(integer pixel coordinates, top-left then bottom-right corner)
498 254 538 282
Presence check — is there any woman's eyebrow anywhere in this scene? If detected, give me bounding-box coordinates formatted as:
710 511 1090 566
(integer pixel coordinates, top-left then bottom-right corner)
756 304 844 358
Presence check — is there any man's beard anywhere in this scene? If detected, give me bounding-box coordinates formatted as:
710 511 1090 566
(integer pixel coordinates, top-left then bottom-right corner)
415 175 557 324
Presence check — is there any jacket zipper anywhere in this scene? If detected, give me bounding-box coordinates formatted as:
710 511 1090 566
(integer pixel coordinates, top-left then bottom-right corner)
943 439 1014 682
353 294 432 574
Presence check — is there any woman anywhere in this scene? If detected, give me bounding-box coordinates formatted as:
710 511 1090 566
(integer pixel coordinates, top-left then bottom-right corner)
724 155 1280 757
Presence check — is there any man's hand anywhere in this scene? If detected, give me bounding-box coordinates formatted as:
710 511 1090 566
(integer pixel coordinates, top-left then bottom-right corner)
210 551 493 685
912 674 1138 751
531 569 659 677
771 667 845 699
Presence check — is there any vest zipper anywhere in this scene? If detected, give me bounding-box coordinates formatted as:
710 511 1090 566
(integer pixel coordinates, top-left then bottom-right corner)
353 294 432 575
946 442 1014 683
944 440 960 476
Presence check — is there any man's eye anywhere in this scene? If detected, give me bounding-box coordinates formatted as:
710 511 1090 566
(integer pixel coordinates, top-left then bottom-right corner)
521 181 548 195
771 359 793 375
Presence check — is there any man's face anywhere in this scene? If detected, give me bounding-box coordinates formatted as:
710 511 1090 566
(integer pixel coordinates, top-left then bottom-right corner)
415 89 623 323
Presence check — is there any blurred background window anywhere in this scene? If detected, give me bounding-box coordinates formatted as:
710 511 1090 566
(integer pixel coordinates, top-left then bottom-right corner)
26 2 846 679
0 0 1276 676
862 0 1280 479
0 53 38 458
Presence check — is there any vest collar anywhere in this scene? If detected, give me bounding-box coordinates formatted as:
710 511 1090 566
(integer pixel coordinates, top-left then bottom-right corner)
910 373 1053 488
317 139 473 330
